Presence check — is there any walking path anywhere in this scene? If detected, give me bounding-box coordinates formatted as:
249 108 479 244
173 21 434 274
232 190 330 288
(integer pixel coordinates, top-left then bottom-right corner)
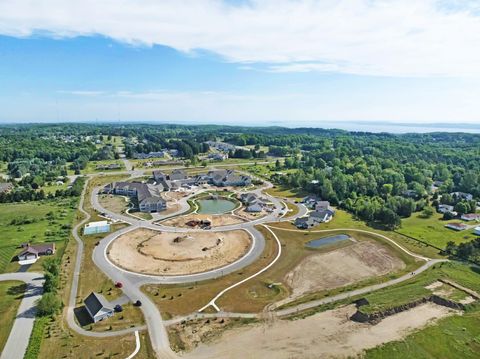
2 163 449 359
0 272 44 359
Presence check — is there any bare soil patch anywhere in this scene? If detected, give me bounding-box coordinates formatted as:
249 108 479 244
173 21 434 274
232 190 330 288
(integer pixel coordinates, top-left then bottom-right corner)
234 207 268 221
182 303 457 359
108 228 251 275
283 241 405 302
161 213 245 228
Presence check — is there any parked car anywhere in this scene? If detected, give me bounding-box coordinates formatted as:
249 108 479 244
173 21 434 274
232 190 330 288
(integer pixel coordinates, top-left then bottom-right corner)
115 282 123 288
114 304 123 312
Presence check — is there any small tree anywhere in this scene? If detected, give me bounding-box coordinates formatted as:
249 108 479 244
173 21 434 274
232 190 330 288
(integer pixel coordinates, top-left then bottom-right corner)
36 293 62 316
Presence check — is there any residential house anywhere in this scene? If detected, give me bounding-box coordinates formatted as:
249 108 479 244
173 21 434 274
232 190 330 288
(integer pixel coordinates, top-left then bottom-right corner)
240 192 259 205
445 222 468 231
438 204 454 214
294 208 335 229
170 169 188 181
208 153 228 161
208 169 251 187
104 182 166 213
17 243 56 262
474 226 480 236
246 203 263 213
450 192 474 201
84 292 114 323
153 171 167 182
461 213 480 222
133 151 165 159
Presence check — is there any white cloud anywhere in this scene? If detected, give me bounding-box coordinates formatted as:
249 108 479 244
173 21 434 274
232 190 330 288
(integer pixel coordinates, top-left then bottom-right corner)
1 0 480 77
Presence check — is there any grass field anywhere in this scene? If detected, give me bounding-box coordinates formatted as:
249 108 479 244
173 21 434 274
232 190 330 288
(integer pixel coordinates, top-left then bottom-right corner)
365 307 480 359
398 210 478 249
0 280 25 352
29 173 149 359
270 209 444 259
83 159 124 174
360 262 480 314
0 198 77 273
264 185 307 201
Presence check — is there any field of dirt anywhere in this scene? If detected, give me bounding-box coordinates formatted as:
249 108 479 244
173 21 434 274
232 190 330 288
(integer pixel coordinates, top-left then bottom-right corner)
283 241 405 301
182 303 458 359
234 207 267 221
108 228 251 275
161 213 246 228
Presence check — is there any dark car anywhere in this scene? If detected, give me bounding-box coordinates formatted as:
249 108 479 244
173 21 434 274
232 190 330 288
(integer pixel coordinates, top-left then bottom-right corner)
115 282 123 288
114 304 123 312
134 300 142 307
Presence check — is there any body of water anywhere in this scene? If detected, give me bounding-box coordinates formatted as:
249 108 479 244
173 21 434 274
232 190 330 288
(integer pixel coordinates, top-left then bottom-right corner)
196 198 237 214
306 234 351 248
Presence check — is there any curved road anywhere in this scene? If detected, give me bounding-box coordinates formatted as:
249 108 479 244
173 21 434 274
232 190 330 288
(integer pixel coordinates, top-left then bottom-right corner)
55 166 444 359
0 272 44 359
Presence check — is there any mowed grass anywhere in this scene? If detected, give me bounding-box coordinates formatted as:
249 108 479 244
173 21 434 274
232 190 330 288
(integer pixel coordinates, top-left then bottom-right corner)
271 209 444 259
0 198 77 273
365 308 480 359
264 185 307 201
398 210 478 249
0 281 25 352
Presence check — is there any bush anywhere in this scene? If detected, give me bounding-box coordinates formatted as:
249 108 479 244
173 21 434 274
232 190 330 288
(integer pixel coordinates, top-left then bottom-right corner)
36 293 62 316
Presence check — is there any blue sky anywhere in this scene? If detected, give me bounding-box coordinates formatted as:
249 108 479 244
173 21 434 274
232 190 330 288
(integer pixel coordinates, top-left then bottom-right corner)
1 0 480 127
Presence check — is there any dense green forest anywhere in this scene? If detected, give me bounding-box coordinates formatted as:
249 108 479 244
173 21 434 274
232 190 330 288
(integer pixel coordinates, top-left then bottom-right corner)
1 124 479 227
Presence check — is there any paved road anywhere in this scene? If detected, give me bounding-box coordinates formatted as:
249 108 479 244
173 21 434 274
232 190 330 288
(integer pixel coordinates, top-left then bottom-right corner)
66 179 176 358
62 165 444 359
0 272 44 359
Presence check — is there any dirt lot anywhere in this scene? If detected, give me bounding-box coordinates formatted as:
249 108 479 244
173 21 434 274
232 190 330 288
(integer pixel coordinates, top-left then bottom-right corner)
182 303 458 359
283 241 405 302
108 228 252 275
161 213 246 228
234 207 268 221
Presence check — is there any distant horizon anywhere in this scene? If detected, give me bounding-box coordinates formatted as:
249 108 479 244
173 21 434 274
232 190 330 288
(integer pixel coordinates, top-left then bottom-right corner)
1 120 480 134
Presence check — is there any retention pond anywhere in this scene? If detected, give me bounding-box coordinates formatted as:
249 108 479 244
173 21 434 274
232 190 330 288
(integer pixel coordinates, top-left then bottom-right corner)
305 234 351 249
196 197 237 214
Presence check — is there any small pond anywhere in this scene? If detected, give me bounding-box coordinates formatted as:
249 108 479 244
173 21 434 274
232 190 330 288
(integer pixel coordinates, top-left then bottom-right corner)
305 234 351 249
196 197 237 214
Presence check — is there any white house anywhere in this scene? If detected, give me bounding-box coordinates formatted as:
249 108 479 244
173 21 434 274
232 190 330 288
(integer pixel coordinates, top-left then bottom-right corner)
474 226 480 236
438 204 454 214
84 292 114 323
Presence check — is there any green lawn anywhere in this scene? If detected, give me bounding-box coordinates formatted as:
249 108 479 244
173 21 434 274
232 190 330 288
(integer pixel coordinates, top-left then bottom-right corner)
365 307 480 359
0 198 77 273
398 210 478 249
0 280 25 352
83 160 124 174
360 262 480 314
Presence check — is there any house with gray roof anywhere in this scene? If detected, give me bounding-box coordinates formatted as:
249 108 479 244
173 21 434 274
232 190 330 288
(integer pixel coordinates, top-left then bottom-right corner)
84 292 114 323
